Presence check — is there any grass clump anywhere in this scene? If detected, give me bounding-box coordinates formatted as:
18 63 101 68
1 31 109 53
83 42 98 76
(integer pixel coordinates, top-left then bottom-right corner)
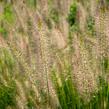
3 4 15 24
52 64 82 109
27 98 36 109
49 8 60 24
0 82 16 109
52 72 109 109
67 2 78 27
86 16 96 36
